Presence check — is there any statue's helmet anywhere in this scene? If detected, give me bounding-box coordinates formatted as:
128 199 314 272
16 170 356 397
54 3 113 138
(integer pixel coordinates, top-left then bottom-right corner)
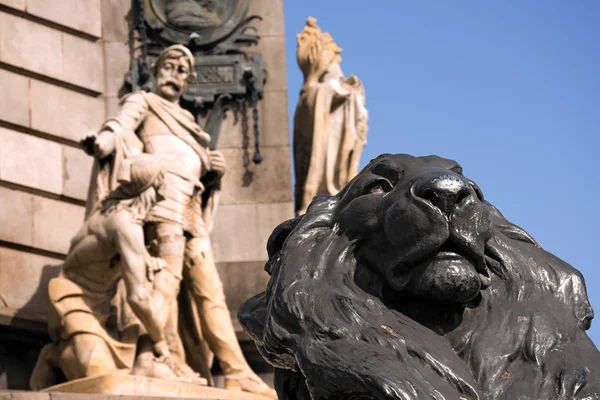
117 154 164 197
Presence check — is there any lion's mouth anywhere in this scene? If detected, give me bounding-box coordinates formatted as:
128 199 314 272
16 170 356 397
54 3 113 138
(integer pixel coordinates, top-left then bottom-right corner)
392 239 493 303
387 237 493 304
435 240 491 288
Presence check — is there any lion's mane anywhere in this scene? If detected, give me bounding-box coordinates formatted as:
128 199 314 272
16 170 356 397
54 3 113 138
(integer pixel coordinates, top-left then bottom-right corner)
446 204 599 399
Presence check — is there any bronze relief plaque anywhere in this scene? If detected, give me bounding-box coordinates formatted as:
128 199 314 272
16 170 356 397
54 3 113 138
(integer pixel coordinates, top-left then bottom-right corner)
144 0 250 46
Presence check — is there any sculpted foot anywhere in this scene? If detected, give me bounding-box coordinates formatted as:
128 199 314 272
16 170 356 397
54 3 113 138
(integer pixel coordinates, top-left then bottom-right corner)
132 353 207 385
132 353 176 381
224 371 277 399
170 357 207 385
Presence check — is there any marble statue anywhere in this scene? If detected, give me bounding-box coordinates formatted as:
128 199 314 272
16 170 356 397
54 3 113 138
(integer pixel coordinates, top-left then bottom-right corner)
240 153 600 399
33 45 275 398
29 155 172 389
293 17 368 215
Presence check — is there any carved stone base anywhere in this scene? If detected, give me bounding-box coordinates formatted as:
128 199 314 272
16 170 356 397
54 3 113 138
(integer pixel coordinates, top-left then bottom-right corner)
42 373 271 400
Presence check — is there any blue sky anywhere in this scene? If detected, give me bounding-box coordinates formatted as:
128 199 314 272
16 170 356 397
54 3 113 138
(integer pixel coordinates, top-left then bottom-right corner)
283 1 600 343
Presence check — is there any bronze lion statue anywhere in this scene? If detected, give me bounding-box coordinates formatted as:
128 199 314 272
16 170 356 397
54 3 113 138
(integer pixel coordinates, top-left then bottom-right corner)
239 154 600 400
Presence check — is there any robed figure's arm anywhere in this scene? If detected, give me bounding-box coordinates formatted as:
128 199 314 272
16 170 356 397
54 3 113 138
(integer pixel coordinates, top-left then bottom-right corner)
83 92 148 215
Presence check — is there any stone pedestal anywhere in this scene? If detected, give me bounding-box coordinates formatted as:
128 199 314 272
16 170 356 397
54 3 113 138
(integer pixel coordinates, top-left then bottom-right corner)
41 373 268 400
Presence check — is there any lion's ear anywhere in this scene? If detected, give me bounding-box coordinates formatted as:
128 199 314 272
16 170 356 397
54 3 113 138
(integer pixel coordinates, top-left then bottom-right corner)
266 215 304 262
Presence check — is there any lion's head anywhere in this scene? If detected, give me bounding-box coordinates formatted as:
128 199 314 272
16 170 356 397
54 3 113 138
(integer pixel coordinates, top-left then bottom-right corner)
240 154 600 400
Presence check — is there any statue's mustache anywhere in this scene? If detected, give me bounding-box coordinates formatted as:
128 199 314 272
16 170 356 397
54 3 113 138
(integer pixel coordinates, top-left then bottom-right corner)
160 80 181 91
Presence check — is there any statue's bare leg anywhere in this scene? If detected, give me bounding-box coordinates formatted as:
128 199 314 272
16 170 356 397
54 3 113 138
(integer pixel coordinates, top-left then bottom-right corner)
133 222 201 383
185 236 276 398
145 222 187 327
59 334 117 380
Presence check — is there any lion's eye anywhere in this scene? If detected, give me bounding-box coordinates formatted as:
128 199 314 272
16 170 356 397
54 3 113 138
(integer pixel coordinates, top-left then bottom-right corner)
370 185 385 194
364 179 393 195
451 165 463 175
469 181 484 201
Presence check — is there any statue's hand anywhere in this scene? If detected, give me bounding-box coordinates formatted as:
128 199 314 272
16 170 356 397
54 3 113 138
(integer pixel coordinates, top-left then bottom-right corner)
345 74 360 86
93 131 116 159
146 256 166 282
81 133 98 156
209 150 226 177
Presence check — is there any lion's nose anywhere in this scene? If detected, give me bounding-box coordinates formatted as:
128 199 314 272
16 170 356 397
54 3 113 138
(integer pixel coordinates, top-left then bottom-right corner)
411 170 474 216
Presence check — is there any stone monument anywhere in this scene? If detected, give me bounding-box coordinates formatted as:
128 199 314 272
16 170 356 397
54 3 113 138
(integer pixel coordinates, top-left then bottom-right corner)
240 153 600 399
293 17 368 215
0 0 291 395
27 44 276 399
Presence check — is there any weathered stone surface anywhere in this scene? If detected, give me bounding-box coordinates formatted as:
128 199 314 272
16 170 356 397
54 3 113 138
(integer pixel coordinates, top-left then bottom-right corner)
0 187 33 246
100 0 131 42
218 90 289 149
42 371 270 399
0 391 245 400
251 35 287 92
0 13 104 92
218 261 268 313
0 12 62 80
62 33 104 93
0 186 85 255
104 95 120 117
218 146 293 206
0 247 61 319
0 128 62 194
4 371 275 399
26 0 102 38
211 202 294 263
30 80 105 142
248 0 284 37
0 68 29 127
62 146 93 201
103 41 129 95
31 196 85 254
0 0 25 11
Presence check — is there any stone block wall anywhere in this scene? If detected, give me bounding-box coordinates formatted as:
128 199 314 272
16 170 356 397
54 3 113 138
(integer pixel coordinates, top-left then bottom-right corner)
0 1 105 333
0 0 290 389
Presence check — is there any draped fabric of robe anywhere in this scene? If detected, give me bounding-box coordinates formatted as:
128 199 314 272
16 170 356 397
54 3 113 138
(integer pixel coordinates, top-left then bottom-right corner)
47 274 139 371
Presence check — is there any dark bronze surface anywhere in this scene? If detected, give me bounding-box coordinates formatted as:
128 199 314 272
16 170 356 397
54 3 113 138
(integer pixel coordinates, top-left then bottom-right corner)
144 0 249 46
240 153 600 399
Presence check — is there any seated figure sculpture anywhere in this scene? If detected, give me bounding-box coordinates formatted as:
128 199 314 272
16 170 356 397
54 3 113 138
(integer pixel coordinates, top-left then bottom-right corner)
239 153 600 400
29 155 177 389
